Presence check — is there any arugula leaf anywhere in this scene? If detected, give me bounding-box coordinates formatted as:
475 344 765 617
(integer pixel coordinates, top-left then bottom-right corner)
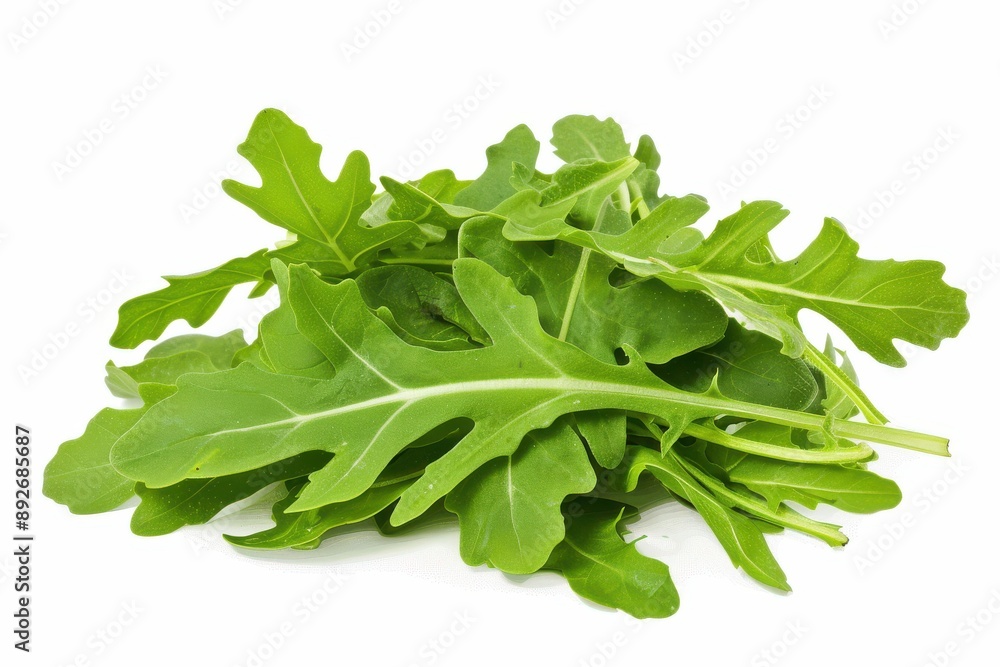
251 261 333 378
44 383 174 514
454 125 540 210
108 259 939 527
132 452 331 537
225 440 452 549
110 250 269 349
544 499 680 619
616 446 789 590
446 418 596 574
223 109 425 275
380 177 482 231
355 265 489 350
656 319 818 411
701 444 901 514
460 213 728 364
552 115 632 163
506 197 969 367
551 115 664 216
45 110 968 619
105 330 246 399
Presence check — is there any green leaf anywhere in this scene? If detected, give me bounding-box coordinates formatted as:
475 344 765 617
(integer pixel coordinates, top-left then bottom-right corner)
671 443 848 546
657 319 818 411
454 125 540 210
551 115 631 163
704 445 901 514
131 452 331 536
253 261 335 378
550 115 664 216
222 108 424 275
516 157 640 225
684 420 874 465
506 196 969 368
110 250 269 349
544 499 680 619
616 446 789 590
44 407 144 514
818 338 862 420
105 331 246 399
225 443 448 549
631 134 665 209
380 177 482 231
446 418 596 574
355 265 489 350
43 384 175 514
109 258 944 525
145 330 248 367
574 411 628 469
460 211 727 364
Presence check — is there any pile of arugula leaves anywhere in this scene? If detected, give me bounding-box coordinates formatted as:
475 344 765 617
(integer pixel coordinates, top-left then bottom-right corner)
44 110 969 618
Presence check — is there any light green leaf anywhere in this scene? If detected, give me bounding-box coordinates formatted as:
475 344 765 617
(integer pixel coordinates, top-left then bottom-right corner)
552 115 631 163
105 331 246 398
617 446 789 590
380 177 482 231
253 261 334 378
671 444 848 546
705 444 901 514
110 250 269 349
446 418 596 574
454 125 540 210
44 384 175 514
145 330 248 368
460 212 727 364
657 319 818 411
222 109 424 275
131 452 331 536
109 259 944 526
355 265 488 350
506 196 969 368
225 443 447 550
544 499 680 619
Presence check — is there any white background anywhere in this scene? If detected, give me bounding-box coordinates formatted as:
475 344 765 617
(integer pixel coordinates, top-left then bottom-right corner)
3 1 999 665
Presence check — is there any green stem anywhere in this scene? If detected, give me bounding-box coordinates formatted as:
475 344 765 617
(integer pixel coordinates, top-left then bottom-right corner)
558 249 591 341
627 181 651 218
670 451 848 547
683 422 873 464
802 343 887 425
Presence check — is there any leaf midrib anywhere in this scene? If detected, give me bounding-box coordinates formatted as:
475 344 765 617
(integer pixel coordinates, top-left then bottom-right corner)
139 376 930 451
